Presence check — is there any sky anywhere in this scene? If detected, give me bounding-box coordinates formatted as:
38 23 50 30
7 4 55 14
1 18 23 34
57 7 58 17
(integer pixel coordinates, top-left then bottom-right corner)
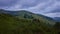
0 0 60 17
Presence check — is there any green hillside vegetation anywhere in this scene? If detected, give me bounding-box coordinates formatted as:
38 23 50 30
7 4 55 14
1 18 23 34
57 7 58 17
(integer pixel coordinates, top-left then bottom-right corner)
53 22 60 34
0 13 20 34
0 12 60 34
0 13 60 34
0 10 55 25
13 10 55 25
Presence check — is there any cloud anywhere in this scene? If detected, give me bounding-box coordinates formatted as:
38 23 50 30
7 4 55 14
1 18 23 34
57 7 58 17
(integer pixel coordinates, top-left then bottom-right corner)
0 0 18 7
27 0 60 17
6 0 40 9
0 0 60 17
44 12 60 17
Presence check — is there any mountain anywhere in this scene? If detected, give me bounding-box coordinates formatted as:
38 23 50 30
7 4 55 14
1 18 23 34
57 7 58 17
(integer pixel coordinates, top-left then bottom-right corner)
0 13 57 34
0 9 56 25
0 9 60 34
53 17 60 22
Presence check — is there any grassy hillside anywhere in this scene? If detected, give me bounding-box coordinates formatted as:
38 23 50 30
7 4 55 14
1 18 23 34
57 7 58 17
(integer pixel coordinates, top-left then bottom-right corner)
0 9 55 25
0 10 59 34
0 13 20 34
0 13 59 34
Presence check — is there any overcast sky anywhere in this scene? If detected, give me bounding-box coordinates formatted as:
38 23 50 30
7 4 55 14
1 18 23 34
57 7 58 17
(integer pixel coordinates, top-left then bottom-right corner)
0 0 60 17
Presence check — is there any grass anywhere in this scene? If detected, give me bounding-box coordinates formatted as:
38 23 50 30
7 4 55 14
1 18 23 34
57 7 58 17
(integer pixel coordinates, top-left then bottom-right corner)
0 13 59 34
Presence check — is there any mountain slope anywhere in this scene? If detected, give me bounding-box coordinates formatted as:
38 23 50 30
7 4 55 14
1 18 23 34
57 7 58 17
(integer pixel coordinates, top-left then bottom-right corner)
0 13 20 34
53 17 60 22
0 9 55 25
0 9 59 34
0 13 58 34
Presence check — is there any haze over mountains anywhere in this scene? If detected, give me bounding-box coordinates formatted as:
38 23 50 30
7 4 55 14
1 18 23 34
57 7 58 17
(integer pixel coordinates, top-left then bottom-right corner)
53 17 60 22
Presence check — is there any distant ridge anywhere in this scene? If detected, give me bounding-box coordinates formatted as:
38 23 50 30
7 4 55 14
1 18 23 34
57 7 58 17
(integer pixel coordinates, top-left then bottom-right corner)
53 17 60 22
